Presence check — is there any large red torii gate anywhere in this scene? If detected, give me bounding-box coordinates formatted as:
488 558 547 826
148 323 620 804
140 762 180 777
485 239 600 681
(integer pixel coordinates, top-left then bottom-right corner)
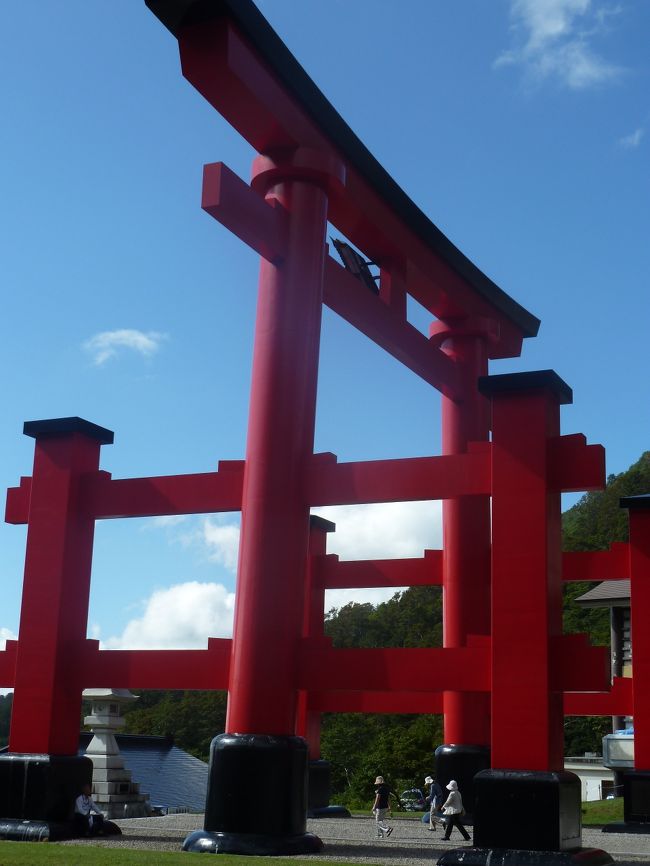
0 0 648 860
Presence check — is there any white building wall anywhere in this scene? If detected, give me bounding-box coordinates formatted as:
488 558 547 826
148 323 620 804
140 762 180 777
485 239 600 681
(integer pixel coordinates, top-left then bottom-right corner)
564 760 615 802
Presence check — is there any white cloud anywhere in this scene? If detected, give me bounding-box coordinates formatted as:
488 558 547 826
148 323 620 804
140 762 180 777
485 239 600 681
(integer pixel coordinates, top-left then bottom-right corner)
127 502 442 635
618 128 644 149
83 329 167 366
0 627 17 649
144 515 189 529
103 581 235 649
313 500 442 561
496 0 623 89
314 500 442 612
166 515 241 572
201 519 240 571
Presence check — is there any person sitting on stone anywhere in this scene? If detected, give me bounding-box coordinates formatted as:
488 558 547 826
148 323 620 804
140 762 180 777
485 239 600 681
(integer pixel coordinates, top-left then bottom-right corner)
74 783 105 836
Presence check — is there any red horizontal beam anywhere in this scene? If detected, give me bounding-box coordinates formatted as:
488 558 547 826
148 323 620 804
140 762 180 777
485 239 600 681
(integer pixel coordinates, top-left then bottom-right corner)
308 690 443 714
8 449 491 525
297 642 490 693
316 550 442 589
550 635 610 692
562 544 630 582
0 641 17 689
323 256 461 399
5 477 31 524
84 466 244 520
78 638 231 690
308 447 491 507
6 464 245 524
564 677 633 717
202 161 288 264
547 435 605 493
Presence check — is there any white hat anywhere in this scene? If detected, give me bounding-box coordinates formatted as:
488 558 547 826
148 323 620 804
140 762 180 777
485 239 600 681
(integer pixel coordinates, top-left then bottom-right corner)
375 775 384 784
424 776 434 784
446 780 458 791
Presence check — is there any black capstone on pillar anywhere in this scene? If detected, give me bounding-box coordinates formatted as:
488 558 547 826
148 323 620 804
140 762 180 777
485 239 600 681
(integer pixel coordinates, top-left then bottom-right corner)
182 734 323 854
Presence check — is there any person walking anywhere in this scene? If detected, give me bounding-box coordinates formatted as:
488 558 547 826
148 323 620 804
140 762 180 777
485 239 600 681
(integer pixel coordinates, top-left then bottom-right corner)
371 775 394 839
441 779 470 841
424 774 444 831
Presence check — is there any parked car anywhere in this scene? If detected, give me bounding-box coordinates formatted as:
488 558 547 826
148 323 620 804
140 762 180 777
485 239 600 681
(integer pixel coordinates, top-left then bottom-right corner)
400 788 427 811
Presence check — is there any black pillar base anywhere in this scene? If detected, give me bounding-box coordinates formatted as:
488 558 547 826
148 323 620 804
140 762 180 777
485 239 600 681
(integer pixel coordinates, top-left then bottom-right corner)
0 819 73 842
0 817 120 842
437 847 613 866
602 821 650 834
183 829 323 855
0 752 94 841
473 770 582 851
602 770 650 833
623 770 650 823
182 733 323 856
308 805 351 818
307 759 350 818
435 743 491 817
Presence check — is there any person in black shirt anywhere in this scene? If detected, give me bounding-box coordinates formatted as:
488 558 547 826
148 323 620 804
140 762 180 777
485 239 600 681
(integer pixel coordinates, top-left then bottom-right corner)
372 775 394 839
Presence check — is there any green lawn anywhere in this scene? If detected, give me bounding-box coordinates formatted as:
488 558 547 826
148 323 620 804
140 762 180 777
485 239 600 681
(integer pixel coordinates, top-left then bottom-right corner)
582 797 624 826
0 846 374 866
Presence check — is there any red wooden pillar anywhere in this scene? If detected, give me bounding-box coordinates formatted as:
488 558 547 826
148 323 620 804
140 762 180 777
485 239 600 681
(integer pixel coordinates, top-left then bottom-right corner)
296 515 335 754
480 371 571 771
432 318 494 746
622 496 650 769
189 148 342 854
225 148 344 736
470 373 594 854
9 418 113 756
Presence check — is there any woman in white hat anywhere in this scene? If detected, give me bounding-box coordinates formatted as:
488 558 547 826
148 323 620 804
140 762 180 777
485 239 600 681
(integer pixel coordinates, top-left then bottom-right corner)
424 775 443 831
441 780 470 841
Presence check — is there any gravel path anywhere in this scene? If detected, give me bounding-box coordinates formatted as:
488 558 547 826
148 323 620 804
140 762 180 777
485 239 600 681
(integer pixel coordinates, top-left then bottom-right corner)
57 814 650 864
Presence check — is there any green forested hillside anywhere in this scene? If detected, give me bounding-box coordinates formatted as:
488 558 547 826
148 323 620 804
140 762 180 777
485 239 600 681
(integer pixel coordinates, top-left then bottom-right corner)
1 453 648 802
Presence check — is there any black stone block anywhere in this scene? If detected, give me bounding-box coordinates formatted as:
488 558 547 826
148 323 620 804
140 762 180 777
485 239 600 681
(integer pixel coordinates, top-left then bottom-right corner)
623 771 650 823
437 846 613 866
602 821 650 834
0 753 93 823
435 743 491 816
309 758 331 810
182 733 322 855
307 759 350 818
473 769 581 851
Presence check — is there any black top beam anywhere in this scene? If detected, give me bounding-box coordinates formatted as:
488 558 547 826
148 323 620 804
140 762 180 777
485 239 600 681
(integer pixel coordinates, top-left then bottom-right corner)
620 494 650 510
145 0 540 339
478 370 573 405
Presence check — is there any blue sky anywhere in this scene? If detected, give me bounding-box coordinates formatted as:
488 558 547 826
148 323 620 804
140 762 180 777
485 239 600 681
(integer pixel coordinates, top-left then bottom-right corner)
0 1 648 660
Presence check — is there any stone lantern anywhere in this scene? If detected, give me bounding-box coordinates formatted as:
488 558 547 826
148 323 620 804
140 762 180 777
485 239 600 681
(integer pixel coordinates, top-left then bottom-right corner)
83 688 150 818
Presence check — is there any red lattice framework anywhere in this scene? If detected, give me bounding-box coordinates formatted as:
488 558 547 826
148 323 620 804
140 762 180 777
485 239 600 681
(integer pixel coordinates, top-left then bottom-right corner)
1 0 649 776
